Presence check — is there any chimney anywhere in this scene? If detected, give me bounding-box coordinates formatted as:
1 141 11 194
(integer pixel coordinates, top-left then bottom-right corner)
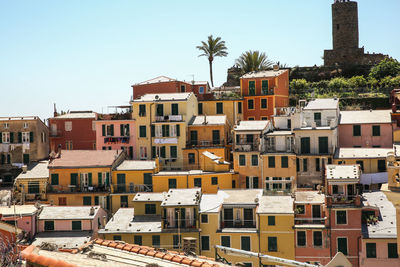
89 206 95 216
22 165 28 173
273 64 279 71
53 103 57 117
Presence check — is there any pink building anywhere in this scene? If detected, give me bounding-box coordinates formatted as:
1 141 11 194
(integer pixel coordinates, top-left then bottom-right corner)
0 205 38 238
37 206 107 234
95 118 136 159
359 191 398 266
339 110 393 148
294 191 331 266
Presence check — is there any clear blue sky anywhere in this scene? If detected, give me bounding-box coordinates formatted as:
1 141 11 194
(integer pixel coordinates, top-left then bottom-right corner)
1 0 399 121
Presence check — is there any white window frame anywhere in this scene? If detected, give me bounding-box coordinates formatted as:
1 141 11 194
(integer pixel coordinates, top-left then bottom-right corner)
140 146 147 159
336 236 348 255
92 121 96 131
201 235 210 251
3 123 9 129
170 125 176 137
2 132 10 143
81 173 89 187
155 125 162 137
65 121 72 131
105 125 113 136
23 122 28 129
41 132 46 143
22 132 30 143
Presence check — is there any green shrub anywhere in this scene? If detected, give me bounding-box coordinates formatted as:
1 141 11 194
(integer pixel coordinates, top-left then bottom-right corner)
369 58 400 80
328 77 349 89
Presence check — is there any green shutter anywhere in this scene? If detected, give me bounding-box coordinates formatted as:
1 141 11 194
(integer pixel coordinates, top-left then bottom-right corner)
318 137 328 154
98 172 102 186
83 197 91 206
151 125 155 137
72 220 82 230
102 125 106 136
88 173 92 186
106 172 110 186
29 132 34 143
70 173 78 185
110 125 114 136
161 146 166 158
18 132 22 143
10 132 14 143
120 124 124 136
51 174 59 185
0 134 2 144
176 125 180 136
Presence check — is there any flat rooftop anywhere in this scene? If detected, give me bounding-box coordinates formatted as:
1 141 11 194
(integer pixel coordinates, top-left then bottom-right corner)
340 109 392 124
32 231 92 249
133 192 165 202
335 148 393 159
161 188 201 207
241 69 287 79
257 196 294 214
15 161 49 180
115 160 156 171
49 150 122 168
234 120 270 131
218 189 263 206
188 115 226 126
133 92 193 102
38 206 102 220
51 111 97 119
303 98 339 110
0 204 38 216
295 191 325 204
326 165 360 180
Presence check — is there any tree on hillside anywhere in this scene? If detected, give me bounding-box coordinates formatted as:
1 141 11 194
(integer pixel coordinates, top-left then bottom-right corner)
369 58 400 80
235 50 273 74
196 35 228 87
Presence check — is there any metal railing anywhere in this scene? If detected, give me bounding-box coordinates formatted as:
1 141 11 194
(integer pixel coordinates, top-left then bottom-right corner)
163 219 197 229
48 185 110 193
49 130 63 137
103 136 130 144
220 220 256 228
294 217 326 225
112 184 153 193
186 139 226 148
235 142 260 152
155 114 184 122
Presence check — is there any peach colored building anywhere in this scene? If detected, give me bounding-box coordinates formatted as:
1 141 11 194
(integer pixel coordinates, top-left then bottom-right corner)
95 119 136 159
339 110 393 148
0 205 38 238
37 206 107 234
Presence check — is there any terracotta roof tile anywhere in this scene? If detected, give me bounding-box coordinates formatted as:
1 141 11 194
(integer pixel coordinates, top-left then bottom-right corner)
155 252 166 259
147 250 157 257
190 260 203 267
48 150 122 168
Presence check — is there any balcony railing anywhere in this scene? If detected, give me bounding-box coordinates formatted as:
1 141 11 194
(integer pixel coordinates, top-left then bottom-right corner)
155 115 184 122
235 142 260 152
326 195 361 207
47 185 110 194
266 145 294 153
294 217 326 225
49 130 63 138
186 139 226 148
112 184 153 193
220 220 256 229
103 136 130 144
163 219 197 229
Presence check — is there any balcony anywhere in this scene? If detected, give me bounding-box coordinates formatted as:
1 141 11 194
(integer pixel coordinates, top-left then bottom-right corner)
112 184 153 193
103 136 130 144
235 142 260 152
47 185 110 194
220 220 256 229
266 145 294 153
294 217 326 225
186 139 226 148
300 118 338 129
163 219 197 230
154 115 184 122
49 130 63 138
326 195 362 207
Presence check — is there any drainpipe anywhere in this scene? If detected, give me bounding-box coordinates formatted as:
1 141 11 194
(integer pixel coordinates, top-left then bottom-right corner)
150 103 154 160
258 213 261 267
356 235 361 267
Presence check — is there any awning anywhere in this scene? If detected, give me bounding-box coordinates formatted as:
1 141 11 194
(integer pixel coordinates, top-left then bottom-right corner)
360 172 388 185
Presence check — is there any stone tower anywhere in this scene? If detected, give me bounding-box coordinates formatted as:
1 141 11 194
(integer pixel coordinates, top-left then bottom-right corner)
324 0 386 66
332 0 358 50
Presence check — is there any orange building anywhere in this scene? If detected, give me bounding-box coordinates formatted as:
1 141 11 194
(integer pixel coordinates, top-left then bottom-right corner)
240 68 289 120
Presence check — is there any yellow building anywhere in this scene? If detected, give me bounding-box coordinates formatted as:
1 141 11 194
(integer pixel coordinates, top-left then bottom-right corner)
183 115 231 168
14 161 49 204
131 92 198 170
199 189 295 267
198 98 243 128
110 159 158 213
99 189 201 253
47 150 125 209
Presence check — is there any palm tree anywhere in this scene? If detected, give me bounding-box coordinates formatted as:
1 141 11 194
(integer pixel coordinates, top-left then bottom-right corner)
196 35 228 87
235 50 273 74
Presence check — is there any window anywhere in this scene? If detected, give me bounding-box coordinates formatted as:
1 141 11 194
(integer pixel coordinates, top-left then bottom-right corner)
287 119 291 129
189 153 195 164
238 102 242 114
194 178 202 188
51 174 59 185
140 146 147 159
268 216 275 226
160 146 166 158
251 155 258 166
241 236 251 251
216 102 223 114
281 156 288 168
120 124 130 137
315 158 320 171
239 155 246 166
113 235 122 241
170 146 177 158
145 204 156 214
139 104 146 116
180 85 185 92
139 126 146 137
336 210 347 224
198 103 203 115
366 243 376 258
388 243 398 258
171 103 179 115
300 137 310 154
372 125 380 136
120 196 128 207
356 160 364 171
337 237 348 255
65 141 73 150
268 156 275 168
173 235 180 249
297 231 306 246
83 196 91 206
2 132 10 143
201 214 208 223
201 236 210 251
72 221 82 231
313 231 322 247
152 235 160 248
41 132 46 143
303 158 308 172
261 80 268 94
261 117 268 120
296 205 305 214
211 177 218 185
221 236 230 247
199 86 204 94
248 117 254 120
162 125 169 137
318 137 328 154
248 99 254 109
134 235 142 246
65 121 72 131
156 104 164 116
246 176 258 189
3 123 9 129
268 237 277 252
44 221 54 231
353 125 361 136
248 81 255 95
314 112 321 126
22 132 30 143
378 160 386 172
261 99 267 109
168 178 177 189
